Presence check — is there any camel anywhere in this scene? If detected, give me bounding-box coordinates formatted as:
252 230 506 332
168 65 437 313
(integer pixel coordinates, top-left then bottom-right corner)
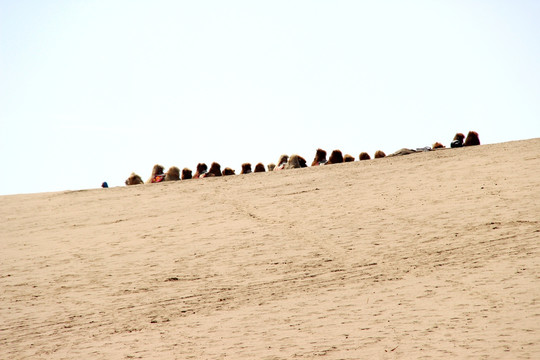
432 142 445 149
254 163 266 172
222 167 236 176
125 173 144 185
274 155 289 171
164 166 180 181
451 133 465 148
311 148 327 166
464 131 480 146
359 152 371 160
181 168 192 180
326 150 344 164
147 164 165 183
206 162 222 177
193 163 208 179
374 150 386 158
285 154 303 169
241 163 252 174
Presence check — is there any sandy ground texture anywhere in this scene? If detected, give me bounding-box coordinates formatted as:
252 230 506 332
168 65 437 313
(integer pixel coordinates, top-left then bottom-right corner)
1 138 539 359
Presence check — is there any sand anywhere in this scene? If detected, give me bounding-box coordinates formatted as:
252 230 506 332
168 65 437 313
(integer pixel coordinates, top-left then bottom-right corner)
1 138 539 359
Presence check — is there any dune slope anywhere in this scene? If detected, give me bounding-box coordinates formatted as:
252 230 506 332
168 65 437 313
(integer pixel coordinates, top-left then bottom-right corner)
1 138 539 359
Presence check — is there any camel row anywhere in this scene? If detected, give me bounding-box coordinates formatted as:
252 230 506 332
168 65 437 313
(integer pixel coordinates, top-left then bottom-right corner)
125 131 480 185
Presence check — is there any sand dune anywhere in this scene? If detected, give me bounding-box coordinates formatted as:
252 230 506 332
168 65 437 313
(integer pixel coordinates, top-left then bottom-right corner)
1 138 539 359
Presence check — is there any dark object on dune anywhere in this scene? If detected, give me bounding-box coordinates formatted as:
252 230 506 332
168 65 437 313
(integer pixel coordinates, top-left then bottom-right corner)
285 154 303 169
432 142 445 149
164 166 180 181
326 150 344 164
222 167 236 176
194 163 208 179
274 155 289 170
298 156 307 167
344 154 355 162
464 131 480 146
374 150 386 158
206 162 222 177
101 182 108 188
312 148 327 166
147 164 165 183
125 173 144 185
254 163 266 173
182 168 192 180
241 163 252 174
359 152 371 161
451 133 465 148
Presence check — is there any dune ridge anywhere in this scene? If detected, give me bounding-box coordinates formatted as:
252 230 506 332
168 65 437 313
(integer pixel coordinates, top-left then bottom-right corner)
1 138 539 359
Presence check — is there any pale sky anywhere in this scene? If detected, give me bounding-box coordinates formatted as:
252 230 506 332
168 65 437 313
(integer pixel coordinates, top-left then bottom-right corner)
1 0 539 195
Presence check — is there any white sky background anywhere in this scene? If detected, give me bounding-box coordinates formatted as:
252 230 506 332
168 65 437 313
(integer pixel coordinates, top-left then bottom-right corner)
1 0 539 195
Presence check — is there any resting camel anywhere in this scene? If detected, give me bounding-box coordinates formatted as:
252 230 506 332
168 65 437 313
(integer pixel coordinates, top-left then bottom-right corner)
193 163 208 179
164 166 180 181
254 163 266 172
359 152 371 160
374 150 386 158
147 164 165 183
241 163 252 174
125 173 144 185
344 154 355 162
181 168 192 180
203 162 222 177
222 167 236 176
326 150 344 165
311 148 327 166
274 155 289 170
464 131 480 146
267 163 276 171
451 133 465 148
298 156 307 168
285 154 303 169
432 142 445 149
